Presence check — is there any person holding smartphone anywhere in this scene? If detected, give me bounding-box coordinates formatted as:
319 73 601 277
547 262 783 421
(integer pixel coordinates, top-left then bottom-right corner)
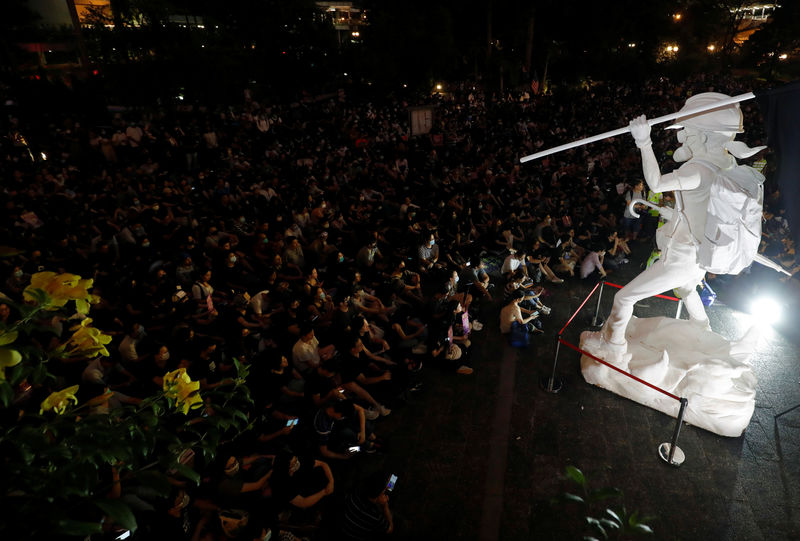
312 399 379 460
339 471 395 540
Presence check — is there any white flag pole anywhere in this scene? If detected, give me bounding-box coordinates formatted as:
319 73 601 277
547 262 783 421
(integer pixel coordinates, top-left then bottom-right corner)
520 91 756 163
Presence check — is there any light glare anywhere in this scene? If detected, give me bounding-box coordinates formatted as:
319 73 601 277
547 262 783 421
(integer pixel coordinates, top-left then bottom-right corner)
750 296 782 326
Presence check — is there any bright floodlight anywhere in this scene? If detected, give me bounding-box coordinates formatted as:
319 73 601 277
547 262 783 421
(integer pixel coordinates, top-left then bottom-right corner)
750 296 782 326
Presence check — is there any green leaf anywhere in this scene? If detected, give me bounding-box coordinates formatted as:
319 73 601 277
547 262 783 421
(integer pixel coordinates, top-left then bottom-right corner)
599 518 620 530
605 508 622 525
0 330 18 346
232 409 250 425
586 517 608 539
589 486 622 503
630 522 654 534
565 465 586 487
56 519 103 536
174 463 200 485
0 347 22 368
0 381 13 407
95 499 138 532
562 492 585 504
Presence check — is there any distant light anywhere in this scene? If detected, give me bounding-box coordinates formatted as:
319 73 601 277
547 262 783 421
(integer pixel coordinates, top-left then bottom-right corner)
707 44 716 52
403 84 407 88
666 46 674 52
282 51 286 55
436 83 443 91
40 152 47 161
673 13 682 20
344 72 348 76
628 43 636 48
351 31 360 37
779 53 788 60
177 94 184 101
750 296 783 326
201 44 205 48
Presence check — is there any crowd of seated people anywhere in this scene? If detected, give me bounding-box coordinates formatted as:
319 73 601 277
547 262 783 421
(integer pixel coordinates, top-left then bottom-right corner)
0 71 784 539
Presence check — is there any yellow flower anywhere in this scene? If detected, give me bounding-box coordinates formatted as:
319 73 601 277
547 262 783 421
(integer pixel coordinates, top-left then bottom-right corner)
62 318 113 358
163 368 203 414
40 385 80 415
24 272 99 314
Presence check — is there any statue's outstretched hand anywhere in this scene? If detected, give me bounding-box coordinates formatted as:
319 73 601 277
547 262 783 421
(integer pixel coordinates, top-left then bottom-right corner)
629 115 652 149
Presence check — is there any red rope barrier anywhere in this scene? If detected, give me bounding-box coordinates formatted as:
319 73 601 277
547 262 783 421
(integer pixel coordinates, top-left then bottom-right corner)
558 338 681 402
602 280 680 302
558 280 601 336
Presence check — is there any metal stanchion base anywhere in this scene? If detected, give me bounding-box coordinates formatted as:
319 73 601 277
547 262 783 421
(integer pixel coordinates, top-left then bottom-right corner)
658 443 685 466
589 317 604 328
539 376 563 393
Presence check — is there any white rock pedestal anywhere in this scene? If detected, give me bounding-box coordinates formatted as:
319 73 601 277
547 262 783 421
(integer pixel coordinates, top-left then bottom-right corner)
579 316 758 437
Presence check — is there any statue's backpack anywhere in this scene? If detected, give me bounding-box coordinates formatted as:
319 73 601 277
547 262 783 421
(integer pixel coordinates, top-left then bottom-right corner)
693 159 765 274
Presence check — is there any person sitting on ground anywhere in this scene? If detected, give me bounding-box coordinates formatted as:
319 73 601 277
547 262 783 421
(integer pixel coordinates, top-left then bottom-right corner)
580 246 608 280
216 454 273 510
312 399 379 459
417 231 442 273
338 471 395 541
499 290 542 335
442 268 473 308
605 230 631 268
269 451 335 512
429 300 473 375
527 240 564 284
291 324 336 378
340 335 396 414
461 256 492 300
501 250 527 280
386 260 424 306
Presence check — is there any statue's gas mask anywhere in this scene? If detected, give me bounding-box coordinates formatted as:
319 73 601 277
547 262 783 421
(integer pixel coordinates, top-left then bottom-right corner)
667 93 765 163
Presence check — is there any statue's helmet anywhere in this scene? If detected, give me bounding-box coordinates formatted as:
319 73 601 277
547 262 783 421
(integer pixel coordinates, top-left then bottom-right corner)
666 92 743 134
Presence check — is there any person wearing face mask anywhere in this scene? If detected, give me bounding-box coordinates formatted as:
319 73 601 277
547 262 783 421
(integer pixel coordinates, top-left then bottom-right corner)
582 94 766 367
118 322 147 364
417 231 441 273
217 454 273 510
136 344 173 392
5 266 27 296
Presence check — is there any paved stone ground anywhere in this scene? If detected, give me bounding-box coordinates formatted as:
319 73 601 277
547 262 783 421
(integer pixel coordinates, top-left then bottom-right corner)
336 242 800 541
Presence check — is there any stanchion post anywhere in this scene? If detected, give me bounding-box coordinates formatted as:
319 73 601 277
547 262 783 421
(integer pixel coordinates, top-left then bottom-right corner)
540 335 564 393
659 397 688 466
591 281 605 327
675 299 683 319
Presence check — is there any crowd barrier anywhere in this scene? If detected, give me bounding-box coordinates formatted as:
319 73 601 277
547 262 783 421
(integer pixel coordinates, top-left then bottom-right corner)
541 280 689 466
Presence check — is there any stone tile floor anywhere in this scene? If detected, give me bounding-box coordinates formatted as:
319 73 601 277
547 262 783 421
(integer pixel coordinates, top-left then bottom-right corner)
334 244 800 540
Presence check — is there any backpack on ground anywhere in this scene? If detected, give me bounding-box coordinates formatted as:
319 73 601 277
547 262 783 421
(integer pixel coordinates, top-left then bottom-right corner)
693 159 765 275
509 321 530 348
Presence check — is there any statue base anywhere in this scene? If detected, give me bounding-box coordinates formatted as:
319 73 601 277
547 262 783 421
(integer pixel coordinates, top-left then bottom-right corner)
580 317 758 437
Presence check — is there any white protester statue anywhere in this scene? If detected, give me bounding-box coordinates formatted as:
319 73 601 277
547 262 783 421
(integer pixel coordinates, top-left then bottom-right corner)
580 93 766 437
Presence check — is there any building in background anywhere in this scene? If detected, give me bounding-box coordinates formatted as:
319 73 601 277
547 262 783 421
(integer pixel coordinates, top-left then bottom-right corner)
315 1 367 46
